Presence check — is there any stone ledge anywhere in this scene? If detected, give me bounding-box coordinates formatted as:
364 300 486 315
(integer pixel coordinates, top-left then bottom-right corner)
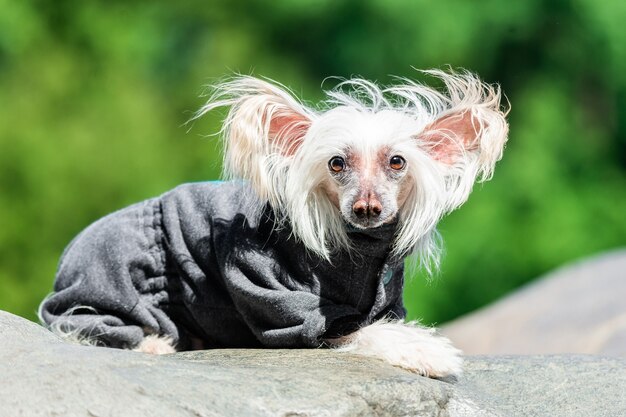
442 249 626 356
1 310 625 417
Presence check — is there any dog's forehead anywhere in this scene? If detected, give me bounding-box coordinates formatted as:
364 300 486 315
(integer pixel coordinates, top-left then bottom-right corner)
314 106 422 149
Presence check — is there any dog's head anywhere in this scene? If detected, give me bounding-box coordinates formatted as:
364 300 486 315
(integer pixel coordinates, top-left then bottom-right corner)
196 70 509 269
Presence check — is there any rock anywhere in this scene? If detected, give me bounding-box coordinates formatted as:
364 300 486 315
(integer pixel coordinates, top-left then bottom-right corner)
454 355 626 417
1 310 453 417
442 249 626 356
2 310 626 416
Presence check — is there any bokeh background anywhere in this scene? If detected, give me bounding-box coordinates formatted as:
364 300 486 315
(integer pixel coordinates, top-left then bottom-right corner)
1 0 625 325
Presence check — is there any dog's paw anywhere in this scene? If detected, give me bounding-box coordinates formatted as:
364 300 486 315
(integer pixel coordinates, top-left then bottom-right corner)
329 320 462 378
133 335 176 355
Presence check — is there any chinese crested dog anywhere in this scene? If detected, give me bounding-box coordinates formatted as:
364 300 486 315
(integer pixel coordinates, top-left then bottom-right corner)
39 69 508 378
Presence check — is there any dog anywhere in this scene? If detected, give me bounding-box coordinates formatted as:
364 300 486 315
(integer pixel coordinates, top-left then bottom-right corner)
39 69 508 378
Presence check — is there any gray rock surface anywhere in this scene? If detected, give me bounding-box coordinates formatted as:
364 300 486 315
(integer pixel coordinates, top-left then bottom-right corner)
2 310 626 417
442 249 626 356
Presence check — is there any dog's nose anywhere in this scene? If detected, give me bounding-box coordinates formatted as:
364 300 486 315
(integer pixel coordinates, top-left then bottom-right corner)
352 198 382 219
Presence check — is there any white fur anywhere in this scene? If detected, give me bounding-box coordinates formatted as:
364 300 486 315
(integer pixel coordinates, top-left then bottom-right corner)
133 335 176 355
38 303 104 346
194 69 509 271
326 319 463 378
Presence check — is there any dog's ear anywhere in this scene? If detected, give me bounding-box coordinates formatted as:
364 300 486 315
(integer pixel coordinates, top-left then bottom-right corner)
419 110 481 165
267 108 311 156
413 72 509 208
195 76 313 202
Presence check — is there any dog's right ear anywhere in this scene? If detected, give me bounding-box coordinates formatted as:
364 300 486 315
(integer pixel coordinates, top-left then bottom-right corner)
195 76 313 203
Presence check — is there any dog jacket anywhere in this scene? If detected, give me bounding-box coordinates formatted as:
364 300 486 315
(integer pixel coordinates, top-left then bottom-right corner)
39 181 406 349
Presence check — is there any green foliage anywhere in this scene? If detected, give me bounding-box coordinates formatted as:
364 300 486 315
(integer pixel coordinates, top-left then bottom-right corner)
1 0 624 323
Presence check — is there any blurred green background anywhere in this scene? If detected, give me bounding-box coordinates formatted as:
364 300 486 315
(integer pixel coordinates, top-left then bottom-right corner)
1 0 625 325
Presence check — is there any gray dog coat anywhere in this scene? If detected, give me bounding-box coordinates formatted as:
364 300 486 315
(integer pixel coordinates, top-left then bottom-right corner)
39 181 406 349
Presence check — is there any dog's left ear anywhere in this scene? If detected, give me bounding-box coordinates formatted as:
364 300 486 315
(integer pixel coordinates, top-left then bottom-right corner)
419 110 482 165
415 75 509 208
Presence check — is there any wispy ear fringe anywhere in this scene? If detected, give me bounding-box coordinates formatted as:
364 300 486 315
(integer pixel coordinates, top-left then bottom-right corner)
194 70 508 273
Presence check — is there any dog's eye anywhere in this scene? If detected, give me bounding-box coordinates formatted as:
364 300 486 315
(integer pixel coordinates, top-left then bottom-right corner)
328 156 346 173
389 155 406 170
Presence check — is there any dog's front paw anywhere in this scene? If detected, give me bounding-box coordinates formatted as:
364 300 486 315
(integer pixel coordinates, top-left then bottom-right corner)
328 320 462 378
